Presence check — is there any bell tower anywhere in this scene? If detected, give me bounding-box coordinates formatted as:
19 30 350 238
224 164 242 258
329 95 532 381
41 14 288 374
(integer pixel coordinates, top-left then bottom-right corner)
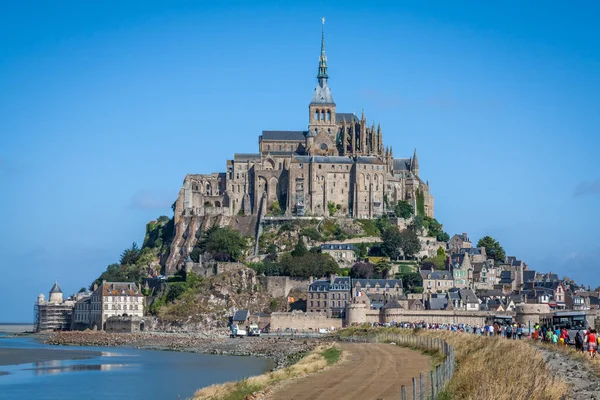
308 18 337 145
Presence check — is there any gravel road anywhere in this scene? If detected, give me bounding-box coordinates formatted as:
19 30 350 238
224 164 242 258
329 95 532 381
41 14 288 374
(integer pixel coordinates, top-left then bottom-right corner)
266 343 430 400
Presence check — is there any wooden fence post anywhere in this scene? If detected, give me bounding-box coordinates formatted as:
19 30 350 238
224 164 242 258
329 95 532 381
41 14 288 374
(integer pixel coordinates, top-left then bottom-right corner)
401 385 407 400
430 370 435 398
419 373 425 400
412 377 417 400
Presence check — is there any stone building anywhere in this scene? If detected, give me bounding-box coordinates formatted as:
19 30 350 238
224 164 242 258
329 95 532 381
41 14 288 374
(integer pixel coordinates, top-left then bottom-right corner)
448 233 471 254
89 281 144 331
307 276 403 317
172 22 434 223
35 282 75 332
421 270 454 294
320 243 358 267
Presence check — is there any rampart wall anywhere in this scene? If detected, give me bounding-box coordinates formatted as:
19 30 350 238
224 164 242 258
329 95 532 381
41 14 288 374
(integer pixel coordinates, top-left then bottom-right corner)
259 276 311 298
270 311 343 331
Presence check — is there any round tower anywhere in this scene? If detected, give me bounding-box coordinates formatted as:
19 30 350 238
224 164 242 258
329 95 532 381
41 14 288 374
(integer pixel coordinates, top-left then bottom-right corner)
516 304 550 326
37 293 45 305
49 281 63 303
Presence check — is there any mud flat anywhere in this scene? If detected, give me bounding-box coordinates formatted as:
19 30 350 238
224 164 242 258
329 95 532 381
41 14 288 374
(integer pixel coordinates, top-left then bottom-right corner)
0 348 101 366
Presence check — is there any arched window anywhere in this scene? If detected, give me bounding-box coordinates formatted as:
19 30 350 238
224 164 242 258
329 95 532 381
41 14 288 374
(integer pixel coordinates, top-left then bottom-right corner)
326 110 331 121
314 111 319 121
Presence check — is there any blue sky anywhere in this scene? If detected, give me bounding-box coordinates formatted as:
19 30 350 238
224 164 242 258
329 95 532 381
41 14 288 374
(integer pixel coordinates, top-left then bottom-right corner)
1 1 599 321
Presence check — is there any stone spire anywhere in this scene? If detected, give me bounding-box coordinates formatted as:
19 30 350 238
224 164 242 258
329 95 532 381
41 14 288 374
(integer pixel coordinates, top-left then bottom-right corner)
411 148 419 176
311 18 334 104
317 17 328 83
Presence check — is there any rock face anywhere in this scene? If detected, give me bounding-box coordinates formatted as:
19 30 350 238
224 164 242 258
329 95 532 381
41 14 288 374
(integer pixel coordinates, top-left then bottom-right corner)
165 213 258 275
156 266 287 331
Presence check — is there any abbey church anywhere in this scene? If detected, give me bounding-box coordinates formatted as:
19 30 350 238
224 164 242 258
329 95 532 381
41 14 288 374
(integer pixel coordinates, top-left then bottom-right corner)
175 23 434 220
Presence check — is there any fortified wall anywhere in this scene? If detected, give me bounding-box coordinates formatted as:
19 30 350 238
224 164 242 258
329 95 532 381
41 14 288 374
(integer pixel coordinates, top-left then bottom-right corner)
270 311 344 331
258 276 311 298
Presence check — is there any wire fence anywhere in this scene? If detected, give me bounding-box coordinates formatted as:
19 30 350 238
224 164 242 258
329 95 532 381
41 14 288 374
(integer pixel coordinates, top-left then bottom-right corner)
343 333 455 400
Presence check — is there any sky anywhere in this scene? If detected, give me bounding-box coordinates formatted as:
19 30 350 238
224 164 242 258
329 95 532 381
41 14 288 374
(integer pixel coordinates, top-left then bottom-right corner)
1 1 599 322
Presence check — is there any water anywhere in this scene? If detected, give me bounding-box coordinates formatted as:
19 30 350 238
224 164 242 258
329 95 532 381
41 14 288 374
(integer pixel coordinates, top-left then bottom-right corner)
0 329 274 400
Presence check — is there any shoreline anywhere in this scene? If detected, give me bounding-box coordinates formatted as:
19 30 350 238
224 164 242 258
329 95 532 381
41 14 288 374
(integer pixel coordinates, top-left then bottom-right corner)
44 331 323 369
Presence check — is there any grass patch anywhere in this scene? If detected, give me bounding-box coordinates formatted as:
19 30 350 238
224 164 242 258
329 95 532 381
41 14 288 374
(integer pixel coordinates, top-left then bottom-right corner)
356 219 379 237
321 347 342 365
193 344 342 400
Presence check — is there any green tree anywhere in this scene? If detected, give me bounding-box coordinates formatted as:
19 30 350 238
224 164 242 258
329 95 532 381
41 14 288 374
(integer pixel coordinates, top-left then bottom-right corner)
195 226 247 261
399 229 421 258
381 226 402 260
291 236 308 258
374 259 391 279
394 200 414 219
327 201 337 216
477 235 506 262
375 215 393 234
350 262 374 278
120 242 141 265
395 271 423 293
281 253 339 278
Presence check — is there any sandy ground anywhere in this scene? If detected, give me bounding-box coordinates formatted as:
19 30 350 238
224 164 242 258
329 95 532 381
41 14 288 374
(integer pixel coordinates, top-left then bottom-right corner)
266 343 430 400
0 348 101 366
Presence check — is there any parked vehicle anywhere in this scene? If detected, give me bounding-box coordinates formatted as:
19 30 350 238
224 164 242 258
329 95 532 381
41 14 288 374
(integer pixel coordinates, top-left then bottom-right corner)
248 324 261 337
318 328 329 334
230 324 247 338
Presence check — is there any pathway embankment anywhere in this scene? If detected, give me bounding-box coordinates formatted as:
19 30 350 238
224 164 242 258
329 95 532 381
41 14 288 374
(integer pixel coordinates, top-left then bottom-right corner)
265 342 430 400
46 331 321 368
536 346 600 399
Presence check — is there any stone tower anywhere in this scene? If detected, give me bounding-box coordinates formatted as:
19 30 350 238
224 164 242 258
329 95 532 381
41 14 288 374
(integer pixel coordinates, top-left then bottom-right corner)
307 18 337 155
49 281 63 303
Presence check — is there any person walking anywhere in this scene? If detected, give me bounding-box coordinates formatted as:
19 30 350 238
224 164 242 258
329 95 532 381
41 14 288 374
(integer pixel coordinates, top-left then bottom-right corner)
575 328 584 352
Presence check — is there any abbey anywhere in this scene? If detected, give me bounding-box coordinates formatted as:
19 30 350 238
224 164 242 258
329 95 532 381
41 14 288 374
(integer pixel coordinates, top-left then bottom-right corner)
175 24 434 220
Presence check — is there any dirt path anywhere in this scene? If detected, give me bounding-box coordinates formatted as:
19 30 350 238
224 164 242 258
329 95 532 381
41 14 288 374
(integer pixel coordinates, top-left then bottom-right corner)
537 347 600 399
266 343 430 400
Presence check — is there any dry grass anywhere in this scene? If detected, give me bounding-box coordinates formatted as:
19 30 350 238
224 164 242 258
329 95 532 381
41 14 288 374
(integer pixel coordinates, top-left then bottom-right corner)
417 330 569 400
192 344 342 400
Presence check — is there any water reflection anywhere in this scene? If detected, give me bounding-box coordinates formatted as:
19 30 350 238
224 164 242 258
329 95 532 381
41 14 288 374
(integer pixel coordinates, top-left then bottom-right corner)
28 363 133 376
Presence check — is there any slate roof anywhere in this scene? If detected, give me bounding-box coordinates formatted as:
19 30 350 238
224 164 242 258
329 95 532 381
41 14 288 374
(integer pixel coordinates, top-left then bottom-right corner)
232 309 249 322
429 296 448 310
311 83 334 104
472 262 486 273
523 270 536 283
336 113 359 123
460 248 483 256
421 270 453 280
293 155 354 164
308 277 402 291
234 153 261 161
382 298 403 309
499 271 514 284
356 156 384 164
353 278 403 288
459 289 479 304
261 130 307 141
99 282 142 297
393 158 412 171
477 289 504 298
321 243 357 251
451 233 470 242
450 254 467 267
50 282 62 294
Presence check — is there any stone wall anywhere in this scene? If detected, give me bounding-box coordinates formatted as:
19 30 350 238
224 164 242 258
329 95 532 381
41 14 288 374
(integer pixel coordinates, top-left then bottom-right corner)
259 276 311 298
270 311 343 331
105 316 146 333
